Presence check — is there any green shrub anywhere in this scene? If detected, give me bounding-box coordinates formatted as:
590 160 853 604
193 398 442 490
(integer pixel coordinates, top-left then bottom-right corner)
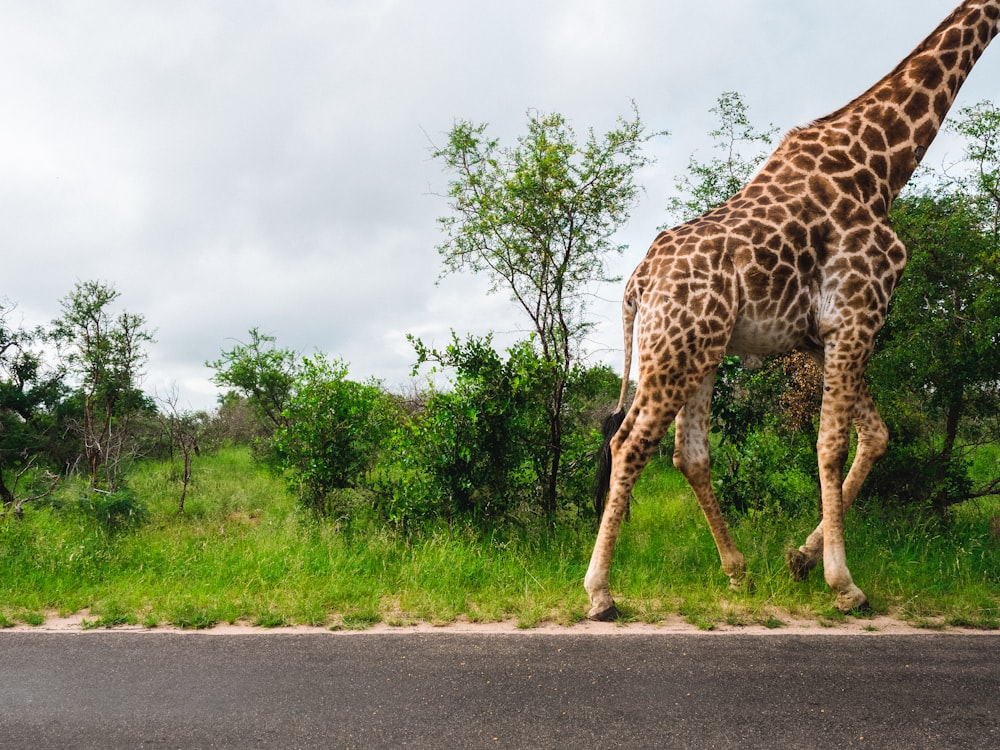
714 426 818 518
76 486 148 532
274 354 399 516
375 336 543 528
861 409 974 511
374 335 617 531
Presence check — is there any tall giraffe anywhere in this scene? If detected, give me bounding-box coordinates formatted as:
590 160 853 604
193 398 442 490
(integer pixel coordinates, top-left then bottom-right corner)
587 0 1000 620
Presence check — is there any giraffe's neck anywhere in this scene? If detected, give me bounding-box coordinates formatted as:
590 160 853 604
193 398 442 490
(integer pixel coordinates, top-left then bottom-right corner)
817 0 1000 194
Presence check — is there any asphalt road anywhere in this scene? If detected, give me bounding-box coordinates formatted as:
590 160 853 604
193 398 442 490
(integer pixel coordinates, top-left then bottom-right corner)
0 631 997 749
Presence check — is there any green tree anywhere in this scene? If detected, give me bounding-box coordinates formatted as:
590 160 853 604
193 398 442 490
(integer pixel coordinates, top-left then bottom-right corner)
51 281 153 490
666 91 778 222
949 100 1000 238
207 327 297 432
209 331 398 517
867 188 1000 509
861 101 1000 509
432 106 661 517
0 303 65 516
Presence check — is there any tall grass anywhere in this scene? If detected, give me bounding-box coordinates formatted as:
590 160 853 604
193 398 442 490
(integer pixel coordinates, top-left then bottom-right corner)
0 447 996 630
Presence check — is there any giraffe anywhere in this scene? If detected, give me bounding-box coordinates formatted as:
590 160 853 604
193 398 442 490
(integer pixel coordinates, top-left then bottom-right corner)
586 0 1000 620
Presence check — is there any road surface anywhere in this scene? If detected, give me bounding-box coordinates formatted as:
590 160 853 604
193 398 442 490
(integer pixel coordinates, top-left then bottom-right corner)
1 631 997 749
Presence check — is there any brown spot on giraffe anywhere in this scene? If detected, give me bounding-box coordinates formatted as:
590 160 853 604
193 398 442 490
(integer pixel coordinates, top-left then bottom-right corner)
586 0 1000 620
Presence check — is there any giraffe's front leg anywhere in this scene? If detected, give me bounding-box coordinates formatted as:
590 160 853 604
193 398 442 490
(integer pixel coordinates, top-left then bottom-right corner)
817 448 869 613
811 347 871 613
585 431 639 621
787 381 888 587
585 472 647 620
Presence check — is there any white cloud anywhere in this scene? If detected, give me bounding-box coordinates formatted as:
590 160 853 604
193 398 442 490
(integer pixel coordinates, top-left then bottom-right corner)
1 0 997 410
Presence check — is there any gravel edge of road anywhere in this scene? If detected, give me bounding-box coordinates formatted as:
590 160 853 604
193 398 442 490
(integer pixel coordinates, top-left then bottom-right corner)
5 611 999 636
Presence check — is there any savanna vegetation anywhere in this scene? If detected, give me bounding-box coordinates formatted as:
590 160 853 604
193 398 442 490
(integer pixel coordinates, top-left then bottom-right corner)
0 99 997 631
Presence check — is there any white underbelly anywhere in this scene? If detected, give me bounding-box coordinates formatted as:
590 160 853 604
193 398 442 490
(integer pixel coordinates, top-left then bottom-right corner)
726 317 810 359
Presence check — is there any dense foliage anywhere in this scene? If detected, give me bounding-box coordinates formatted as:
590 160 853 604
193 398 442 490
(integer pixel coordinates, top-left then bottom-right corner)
1 97 997 539
0 282 154 520
371 334 620 529
208 329 619 529
865 189 1000 509
432 106 662 517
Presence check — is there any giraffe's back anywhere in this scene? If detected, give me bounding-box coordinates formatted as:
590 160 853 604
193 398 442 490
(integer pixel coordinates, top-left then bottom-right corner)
629 206 825 368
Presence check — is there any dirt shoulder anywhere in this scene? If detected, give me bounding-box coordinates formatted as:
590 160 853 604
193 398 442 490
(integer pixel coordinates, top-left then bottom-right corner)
8 611 998 636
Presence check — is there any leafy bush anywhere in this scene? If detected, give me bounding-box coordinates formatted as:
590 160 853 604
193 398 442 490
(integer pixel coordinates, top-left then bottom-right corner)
860 405 974 512
274 355 399 515
714 425 818 518
375 335 545 528
76 486 148 533
707 353 822 518
374 335 618 530
864 188 1000 511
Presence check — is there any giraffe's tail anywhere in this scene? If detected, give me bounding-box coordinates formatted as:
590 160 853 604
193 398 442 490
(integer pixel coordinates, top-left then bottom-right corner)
593 291 638 519
593 408 627 518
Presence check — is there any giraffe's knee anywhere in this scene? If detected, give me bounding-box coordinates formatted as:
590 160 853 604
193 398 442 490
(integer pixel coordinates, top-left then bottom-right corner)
817 437 851 475
672 444 710 484
854 398 890 460
862 420 889 460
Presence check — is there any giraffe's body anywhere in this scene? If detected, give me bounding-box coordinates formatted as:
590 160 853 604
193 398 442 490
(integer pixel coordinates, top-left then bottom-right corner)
587 0 1000 619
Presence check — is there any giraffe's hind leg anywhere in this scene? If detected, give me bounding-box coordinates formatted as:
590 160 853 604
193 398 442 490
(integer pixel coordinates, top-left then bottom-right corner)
674 369 748 589
787 380 888 583
584 389 686 620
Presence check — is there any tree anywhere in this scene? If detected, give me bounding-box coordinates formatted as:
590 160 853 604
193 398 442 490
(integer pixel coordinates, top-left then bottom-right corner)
209 331 398 516
859 101 1000 510
432 106 661 517
948 100 1000 238
207 327 297 432
51 281 153 490
666 91 779 223
156 387 204 514
0 302 64 517
866 191 1000 509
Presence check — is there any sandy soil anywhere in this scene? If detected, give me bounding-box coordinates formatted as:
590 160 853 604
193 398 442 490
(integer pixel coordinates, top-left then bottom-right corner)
8 611 998 636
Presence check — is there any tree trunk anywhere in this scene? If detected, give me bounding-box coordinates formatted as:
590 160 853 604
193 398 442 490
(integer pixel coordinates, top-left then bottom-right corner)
0 468 15 510
932 399 965 512
542 377 566 520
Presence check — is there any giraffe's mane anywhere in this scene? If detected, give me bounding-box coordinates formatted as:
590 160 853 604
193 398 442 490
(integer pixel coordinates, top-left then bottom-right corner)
809 2 974 128
769 122 821 153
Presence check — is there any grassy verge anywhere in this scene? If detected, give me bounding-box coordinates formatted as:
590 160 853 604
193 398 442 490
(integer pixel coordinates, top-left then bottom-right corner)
1 448 997 631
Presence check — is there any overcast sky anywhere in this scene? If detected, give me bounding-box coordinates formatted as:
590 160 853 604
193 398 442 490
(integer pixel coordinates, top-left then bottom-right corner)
4 0 999 411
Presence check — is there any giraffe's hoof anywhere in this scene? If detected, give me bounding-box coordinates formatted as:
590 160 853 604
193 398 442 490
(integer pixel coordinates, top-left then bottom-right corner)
786 548 818 582
834 588 870 614
729 573 754 593
588 604 620 622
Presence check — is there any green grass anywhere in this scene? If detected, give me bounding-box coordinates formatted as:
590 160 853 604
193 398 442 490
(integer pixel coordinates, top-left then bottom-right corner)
0 447 996 630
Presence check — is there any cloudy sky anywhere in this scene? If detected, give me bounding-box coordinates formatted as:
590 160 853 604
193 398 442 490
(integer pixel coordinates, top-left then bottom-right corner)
4 0 999 410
